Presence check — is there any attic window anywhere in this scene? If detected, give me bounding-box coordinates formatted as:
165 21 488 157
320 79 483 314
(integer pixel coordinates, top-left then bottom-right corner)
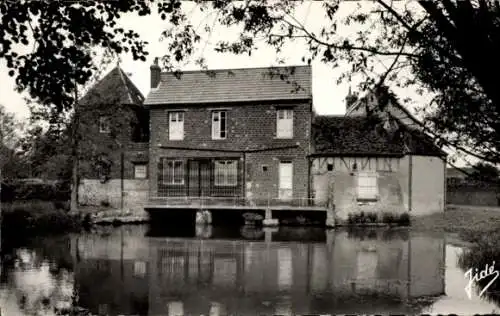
99 116 110 133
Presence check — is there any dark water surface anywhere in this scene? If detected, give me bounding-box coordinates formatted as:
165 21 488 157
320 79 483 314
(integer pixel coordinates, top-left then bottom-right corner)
0 225 498 315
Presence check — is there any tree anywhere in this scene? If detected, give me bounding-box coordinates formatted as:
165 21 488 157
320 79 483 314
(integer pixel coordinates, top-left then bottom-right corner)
467 162 499 183
145 0 499 166
3 1 500 201
0 104 24 180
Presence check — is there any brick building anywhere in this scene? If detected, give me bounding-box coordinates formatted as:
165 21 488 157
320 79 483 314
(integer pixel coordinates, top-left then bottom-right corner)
77 66 150 213
145 61 313 206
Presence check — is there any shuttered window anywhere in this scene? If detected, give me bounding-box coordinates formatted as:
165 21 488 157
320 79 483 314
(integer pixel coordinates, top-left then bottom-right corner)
169 112 184 140
276 109 293 138
163 160 184 185
99 116 110 133
214 160 237 186
357 172 378 200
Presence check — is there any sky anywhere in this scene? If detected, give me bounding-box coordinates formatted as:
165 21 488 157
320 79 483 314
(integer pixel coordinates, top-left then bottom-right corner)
0 1 414 119
0 1 475 167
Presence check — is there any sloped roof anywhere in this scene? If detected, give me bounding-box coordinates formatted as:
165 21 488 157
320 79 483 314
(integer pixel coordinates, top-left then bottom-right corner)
144 65 312 105
312 115 445 157
79 66 145 106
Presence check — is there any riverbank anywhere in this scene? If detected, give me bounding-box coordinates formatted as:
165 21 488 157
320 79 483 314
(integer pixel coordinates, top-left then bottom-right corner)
1 200 81 236
411 205 500 243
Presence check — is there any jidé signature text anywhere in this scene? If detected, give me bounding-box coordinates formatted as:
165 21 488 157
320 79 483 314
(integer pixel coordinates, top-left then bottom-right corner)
465 261 499 299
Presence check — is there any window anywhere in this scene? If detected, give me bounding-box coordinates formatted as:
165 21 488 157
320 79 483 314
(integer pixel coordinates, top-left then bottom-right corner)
214 160 237 186
163 160 184 185
99 116 110 133
357 172 378 200
134 164 147 179
276 109 293 138
279 161 293 200
134 261 146 277
212 111 227 139
169 112 184 140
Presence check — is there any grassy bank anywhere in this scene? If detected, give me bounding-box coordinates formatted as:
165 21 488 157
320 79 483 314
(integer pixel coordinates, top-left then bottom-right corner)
416 206 500 304
1 200 82 235
411 205 500 241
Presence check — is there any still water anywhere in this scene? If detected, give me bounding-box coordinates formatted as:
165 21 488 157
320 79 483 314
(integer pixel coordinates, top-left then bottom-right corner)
0 225 498 315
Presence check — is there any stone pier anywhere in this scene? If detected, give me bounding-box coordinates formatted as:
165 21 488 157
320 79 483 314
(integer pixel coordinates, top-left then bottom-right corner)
262 208 279 226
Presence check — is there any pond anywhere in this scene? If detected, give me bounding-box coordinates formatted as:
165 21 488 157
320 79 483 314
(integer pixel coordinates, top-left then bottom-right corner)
0 225 498 315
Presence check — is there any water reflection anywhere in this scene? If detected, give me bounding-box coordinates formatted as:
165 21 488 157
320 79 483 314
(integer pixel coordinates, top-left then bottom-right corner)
0 225 498 315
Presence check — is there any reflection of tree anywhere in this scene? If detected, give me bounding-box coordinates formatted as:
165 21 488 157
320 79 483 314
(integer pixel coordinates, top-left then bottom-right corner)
458 241 500 305
10 249 74 315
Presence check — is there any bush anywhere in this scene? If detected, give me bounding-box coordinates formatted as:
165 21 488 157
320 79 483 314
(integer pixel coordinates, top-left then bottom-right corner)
1 179 70 202
397 213 410 226
100 200 111 208
367 212 378 223
347 213 354 225
1 200 81 235
382 212 395 224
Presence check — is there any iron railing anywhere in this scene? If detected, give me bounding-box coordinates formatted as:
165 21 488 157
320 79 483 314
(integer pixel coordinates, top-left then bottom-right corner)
148 195 327 208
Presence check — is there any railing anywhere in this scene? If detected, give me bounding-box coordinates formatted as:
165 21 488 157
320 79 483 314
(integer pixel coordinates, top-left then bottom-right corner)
148 195 327 208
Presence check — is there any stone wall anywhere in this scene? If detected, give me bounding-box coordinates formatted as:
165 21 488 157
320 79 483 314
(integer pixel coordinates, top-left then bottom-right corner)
78 179 149 216
311 156 409 221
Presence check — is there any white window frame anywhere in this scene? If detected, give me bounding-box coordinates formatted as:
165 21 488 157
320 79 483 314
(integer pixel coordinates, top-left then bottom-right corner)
276 108 293 139
356 172 378 201
169 111 184 140
214 160 238 186
212 110 227 140
99 116 110 133
279 161 293 200
163 160 185 185
133 164 147 179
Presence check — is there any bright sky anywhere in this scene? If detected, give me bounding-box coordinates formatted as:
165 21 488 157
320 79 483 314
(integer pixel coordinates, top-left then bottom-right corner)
0 1 419 119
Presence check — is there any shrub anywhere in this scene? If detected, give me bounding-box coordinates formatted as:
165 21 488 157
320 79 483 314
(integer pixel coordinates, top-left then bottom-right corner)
367 212 378 223
347 213 354 225
100 200 111 208
397 213 410 226
382 212 395 224
1 200 80 235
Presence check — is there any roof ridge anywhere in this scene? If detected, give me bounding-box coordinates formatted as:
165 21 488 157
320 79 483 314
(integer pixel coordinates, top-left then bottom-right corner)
160 64 311 75
117 67 134 104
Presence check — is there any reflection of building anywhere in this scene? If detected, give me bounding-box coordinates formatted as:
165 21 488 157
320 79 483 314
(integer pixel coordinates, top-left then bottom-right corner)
71 226 150 316
70 228 445 315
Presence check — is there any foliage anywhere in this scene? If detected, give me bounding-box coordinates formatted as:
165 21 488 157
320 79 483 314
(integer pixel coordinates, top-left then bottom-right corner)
0 0 150 119
459 229 500 305
397 212 410 226
1 200 81 235
366 212 378 223
381 212 395 224
146 0 499 165
1 179 70 202
0 104 25 179
467 162 500 182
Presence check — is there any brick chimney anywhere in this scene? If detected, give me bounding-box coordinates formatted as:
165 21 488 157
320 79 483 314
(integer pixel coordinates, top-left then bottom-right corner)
150 57 161 89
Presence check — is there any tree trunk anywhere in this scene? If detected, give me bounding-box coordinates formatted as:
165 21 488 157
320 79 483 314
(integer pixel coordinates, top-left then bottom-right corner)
70 78 79 214
70 152 79 213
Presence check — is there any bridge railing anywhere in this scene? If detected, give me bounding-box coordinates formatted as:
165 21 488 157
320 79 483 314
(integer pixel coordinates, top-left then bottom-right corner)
148 196 327 208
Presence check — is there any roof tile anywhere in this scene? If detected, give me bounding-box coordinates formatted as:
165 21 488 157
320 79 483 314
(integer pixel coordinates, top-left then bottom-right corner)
79 67 144 106
145 65 312 105
312 115 444 157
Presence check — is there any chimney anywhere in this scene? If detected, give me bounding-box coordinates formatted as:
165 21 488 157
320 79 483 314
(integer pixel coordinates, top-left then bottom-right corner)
345 87 358 112
150 57 161 89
